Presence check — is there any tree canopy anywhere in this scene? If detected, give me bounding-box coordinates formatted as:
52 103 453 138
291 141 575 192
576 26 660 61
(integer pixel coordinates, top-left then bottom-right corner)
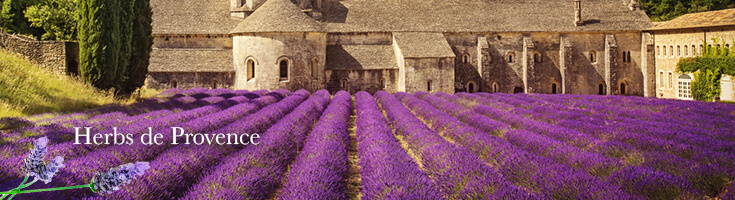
641 0 735 21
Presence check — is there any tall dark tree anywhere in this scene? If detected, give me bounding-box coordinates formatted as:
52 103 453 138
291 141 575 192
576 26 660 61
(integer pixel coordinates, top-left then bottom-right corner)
77 0 125 91
121 0 153 96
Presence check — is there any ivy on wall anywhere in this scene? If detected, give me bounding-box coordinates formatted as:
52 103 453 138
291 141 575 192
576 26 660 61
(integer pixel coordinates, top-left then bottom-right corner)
677 40 735 101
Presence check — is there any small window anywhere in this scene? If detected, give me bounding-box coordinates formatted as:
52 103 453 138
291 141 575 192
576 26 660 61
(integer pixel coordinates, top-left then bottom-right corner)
692 45 697 55
700 45 704 55
663 46 667 56
246 59 255 80
677 45 681 56
684 46 688 56
620 83 626 95
492 82 500 93
507 52 515 63
311 58 319 79
340 79 349 90
668 72 673 89
670 45 674 57
379 79 386 89
659 71 664 89
551 83 558 94
467 81 478 93
533 53 544 63
279 59 289 81
427 80 433 91
171 80 178 88
656 46 660 56
598 84 605 95
462 54 470 64
211 81 218 89
589 51 597 63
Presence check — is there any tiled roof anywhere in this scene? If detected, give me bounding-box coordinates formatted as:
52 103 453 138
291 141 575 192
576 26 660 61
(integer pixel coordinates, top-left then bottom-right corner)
321 0 652 32
393 32 455 58
326 45 396 70
151 0 241 34
230 0 323 33
649 8 735 30
149 48 234 72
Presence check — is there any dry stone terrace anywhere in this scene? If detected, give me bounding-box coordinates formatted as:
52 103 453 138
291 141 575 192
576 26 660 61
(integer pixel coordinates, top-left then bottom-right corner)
1 88 734 199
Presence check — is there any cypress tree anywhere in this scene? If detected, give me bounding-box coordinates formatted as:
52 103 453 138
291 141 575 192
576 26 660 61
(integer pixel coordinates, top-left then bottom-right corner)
77 0 126 91
121 0 153 96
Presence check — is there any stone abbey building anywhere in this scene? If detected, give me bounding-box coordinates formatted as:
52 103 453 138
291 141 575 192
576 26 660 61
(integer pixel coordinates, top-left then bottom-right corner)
146 0 654 95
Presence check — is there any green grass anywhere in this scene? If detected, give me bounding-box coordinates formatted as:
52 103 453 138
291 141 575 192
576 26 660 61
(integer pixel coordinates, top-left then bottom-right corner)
0 50 118 118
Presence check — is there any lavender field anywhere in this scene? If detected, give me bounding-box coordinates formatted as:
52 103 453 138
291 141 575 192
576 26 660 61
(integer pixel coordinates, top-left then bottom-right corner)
1 88 735 200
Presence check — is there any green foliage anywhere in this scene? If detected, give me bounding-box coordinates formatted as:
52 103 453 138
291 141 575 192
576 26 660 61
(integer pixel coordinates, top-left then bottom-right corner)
24 0 78 40
77 0 152 97
0 0 43 36
0 50 116 118
121 0 153 96
677 40 735 101
641 0 735 21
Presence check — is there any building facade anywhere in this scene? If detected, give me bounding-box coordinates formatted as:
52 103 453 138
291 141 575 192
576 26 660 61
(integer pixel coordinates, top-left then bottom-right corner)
146 0 654 95
648 8 735 101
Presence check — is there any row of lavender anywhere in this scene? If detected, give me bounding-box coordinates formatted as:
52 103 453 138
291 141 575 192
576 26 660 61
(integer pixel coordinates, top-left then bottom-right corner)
1 88 734 199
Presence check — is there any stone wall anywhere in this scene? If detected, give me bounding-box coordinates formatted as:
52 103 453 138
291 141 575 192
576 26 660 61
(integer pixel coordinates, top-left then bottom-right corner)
146 72 235 89
651 26 735 99
324 69 398 94
0 32 78 75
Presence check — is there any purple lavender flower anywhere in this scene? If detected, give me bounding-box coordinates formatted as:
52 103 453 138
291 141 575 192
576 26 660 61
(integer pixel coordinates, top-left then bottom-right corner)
22 137 65 184
90 162 150 194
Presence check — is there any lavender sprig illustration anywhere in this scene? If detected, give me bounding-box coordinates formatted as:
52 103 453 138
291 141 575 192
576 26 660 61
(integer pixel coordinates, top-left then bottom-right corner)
0 137 149 200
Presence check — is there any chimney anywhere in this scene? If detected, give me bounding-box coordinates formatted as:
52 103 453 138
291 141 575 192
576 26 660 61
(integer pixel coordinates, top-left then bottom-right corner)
574 0 583 26
628 0 640 11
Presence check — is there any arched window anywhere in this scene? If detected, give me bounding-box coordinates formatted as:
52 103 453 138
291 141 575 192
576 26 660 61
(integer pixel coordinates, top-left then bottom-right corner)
662 46 667 56
598 84 605 95
551 83 558 94
589 51 597 63
700 45 704 55
668 72 674 89
677 45 681 56
246 58 256 80
684 46 688 56
492 82 500 93
534 53 543 63
656 46 660 56
171 80 178 88
620 82 626 95
692 45 697 55
622 51 632 63
278 58 289 81
427 80 433 91
669 45 674 57
462 54 470 64
466 81 478 93
507 52 515 63
659 71 664 89
678 74 692 100
340 79 349 91
311 58 319 79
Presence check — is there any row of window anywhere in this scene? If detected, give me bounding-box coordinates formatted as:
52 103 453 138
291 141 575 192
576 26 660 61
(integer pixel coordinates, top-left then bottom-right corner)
489 82 627 95
465 50 632 64
656 44 732 58
245 57 321 82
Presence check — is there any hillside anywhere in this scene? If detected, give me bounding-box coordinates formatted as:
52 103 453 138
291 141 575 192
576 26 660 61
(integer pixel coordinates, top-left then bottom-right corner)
0 50 116 118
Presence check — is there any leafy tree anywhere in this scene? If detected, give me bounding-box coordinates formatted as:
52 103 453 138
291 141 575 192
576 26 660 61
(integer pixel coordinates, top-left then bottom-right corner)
641 0 735 21
0 0 43 36
24 0 78 40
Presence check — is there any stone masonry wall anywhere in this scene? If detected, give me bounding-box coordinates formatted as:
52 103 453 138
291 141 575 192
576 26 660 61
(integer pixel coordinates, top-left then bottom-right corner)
0 32 78 75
